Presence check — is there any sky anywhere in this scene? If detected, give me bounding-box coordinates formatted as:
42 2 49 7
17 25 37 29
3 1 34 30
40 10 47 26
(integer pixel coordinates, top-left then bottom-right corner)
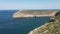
0 0 60 10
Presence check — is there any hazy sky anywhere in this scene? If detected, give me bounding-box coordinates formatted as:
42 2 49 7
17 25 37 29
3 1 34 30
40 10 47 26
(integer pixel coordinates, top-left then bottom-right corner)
0 0 60 10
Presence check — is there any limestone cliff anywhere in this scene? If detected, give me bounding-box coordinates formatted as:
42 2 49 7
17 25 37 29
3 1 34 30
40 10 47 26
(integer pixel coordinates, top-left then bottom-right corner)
13 10 58 18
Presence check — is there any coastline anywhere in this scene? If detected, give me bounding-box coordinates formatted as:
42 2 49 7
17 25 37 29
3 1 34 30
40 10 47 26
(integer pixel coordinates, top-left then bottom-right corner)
28 22 49 34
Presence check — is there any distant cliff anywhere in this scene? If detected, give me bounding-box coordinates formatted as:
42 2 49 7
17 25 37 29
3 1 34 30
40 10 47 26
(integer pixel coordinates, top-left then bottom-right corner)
13 10 58 18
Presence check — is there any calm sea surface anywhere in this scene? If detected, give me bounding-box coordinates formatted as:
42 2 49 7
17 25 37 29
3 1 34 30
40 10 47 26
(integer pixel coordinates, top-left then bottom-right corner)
0 10 50 34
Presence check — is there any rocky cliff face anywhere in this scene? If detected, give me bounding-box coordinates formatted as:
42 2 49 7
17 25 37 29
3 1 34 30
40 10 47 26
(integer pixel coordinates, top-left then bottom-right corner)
13 10 58 18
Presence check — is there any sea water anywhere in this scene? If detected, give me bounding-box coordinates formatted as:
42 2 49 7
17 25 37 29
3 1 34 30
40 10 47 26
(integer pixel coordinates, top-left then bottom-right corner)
0 10 50 34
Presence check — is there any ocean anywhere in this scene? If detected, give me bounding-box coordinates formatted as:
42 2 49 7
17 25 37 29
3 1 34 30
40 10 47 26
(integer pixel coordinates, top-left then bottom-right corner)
0 10 50 34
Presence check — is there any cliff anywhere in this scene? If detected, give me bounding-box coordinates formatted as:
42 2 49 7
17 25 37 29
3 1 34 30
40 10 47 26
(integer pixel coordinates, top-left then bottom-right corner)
13 10 58 18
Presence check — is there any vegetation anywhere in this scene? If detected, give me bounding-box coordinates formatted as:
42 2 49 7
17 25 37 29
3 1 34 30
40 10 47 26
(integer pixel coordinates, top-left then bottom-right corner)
20 10 57 15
